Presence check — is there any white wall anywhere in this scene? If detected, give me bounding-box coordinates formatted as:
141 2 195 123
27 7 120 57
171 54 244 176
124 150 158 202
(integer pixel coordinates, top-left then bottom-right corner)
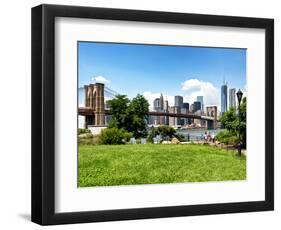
0 0 279 229
88 126 107 135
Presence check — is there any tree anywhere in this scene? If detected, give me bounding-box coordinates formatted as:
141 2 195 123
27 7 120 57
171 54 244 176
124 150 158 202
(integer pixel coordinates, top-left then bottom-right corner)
107 94 149 138
126 94 149 138
220 97 247 146
239 97 247 146
220 107 237 131
107 95 130 129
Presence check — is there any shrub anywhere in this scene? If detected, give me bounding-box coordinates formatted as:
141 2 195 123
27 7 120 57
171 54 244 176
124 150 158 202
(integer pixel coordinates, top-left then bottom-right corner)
79 137 93 145
216 130 238 145
99 127 133 145
78 128 91 135
157 125 176 138
78 134 101 145
92 135 101 145
174 133 186 142
147 125 176 142
78 133 94 145
122 130 133 142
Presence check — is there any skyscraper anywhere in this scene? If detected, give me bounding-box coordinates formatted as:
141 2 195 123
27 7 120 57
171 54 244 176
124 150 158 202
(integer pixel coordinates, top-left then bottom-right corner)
181 103 189 126
193 101 201 113
174 95 183 108
169 106 181 126
159 93 165 125
153 98 160 110
164 100 169 125
159 93 164 110
153 98 160 124
168 106 175 126
190 104 194 113
183 102 189 112
164 100 169 111
152 94 165 125
229 88 236 109
196 96 204 111
221 81 228 114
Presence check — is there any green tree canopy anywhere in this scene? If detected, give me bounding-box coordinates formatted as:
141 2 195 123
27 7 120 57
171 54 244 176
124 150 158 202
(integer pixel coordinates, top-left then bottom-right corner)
220 97 246 145
127 94 149 138
107 94 130 129
107 94 149 138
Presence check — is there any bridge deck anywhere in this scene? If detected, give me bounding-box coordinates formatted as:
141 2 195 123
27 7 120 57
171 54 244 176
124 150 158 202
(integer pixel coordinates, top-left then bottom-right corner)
78 107 215 121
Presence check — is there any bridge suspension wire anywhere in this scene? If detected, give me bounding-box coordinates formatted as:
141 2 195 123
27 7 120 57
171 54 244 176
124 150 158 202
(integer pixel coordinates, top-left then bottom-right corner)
78 86 119 94
104 86 118 97
78 86 119 100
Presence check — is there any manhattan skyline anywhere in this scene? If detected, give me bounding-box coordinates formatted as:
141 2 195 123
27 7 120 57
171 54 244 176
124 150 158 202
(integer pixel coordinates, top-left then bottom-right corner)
78 41 246 110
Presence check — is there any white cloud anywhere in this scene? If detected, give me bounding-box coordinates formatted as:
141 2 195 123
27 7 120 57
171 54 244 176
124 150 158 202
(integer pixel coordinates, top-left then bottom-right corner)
91 76 111 84
143 79 220 111
135 78 221 111
181 78 219 107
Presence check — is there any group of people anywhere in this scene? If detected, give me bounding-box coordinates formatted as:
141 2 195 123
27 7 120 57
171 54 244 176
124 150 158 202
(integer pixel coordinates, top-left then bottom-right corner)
200 132 215 143
185 131 216 143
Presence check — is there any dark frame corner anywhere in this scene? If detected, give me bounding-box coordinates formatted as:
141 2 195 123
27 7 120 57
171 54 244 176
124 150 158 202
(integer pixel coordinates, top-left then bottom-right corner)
31 4 274 225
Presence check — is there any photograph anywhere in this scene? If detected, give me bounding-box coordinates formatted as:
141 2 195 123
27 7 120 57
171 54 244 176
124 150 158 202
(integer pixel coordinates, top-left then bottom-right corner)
30 3 274 225
77 41 247 187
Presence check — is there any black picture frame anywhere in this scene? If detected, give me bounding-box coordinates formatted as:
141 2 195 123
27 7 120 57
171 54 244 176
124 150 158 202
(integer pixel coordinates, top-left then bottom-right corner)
31 4 274 225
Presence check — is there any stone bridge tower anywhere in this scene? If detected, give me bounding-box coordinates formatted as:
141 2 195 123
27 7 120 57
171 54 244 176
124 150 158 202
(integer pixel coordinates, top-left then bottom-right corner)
84 83 105 127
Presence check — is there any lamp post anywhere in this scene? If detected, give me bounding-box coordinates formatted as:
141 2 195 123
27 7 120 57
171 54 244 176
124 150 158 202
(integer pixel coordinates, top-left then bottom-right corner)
236 89 243 156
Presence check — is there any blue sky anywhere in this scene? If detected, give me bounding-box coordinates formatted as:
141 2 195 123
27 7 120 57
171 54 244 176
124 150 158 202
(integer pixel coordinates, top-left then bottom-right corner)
78 41 246 109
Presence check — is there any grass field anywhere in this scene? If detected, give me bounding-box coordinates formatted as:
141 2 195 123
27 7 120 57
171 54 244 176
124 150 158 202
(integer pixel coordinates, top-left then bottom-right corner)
78 144 246 187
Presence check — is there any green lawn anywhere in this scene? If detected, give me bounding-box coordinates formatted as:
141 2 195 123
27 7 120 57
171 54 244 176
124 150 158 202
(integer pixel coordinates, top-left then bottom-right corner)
78 144 246 187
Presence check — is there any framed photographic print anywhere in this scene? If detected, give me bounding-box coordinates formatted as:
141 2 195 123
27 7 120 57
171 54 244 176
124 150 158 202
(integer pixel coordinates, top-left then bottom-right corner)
31 4 274 225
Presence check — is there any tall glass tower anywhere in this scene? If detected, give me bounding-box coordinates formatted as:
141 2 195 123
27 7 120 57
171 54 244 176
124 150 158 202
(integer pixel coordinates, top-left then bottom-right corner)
174 95 183 108
196 96 204 111
221 82 228 114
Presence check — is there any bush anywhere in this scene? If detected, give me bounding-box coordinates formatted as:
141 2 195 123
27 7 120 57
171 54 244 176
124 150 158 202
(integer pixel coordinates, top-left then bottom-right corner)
147 125 176 142
122 131 133 142
174 133 186 142
216 130 238 145
99 127 133 145
78 128 91 135
79 137 93 145
78 133 94 145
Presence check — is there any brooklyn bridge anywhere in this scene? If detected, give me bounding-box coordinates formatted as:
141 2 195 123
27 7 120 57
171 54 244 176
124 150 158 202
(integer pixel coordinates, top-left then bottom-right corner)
78 83 217 130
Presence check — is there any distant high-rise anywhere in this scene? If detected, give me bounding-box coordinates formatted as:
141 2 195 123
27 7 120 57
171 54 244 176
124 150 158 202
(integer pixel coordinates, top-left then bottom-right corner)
152 94 165 125
181 103 189 126
221 82 228 114
160 93 164 110
193 101 201 113
152 98 160 124
153 98 160 110
190 104 194 113
229 88 236 109
196 96 204 111
169 106 181 126
164 100 169 111
174 95 183 108
164 100 169 125
183 102 189 112
168 106 175 126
